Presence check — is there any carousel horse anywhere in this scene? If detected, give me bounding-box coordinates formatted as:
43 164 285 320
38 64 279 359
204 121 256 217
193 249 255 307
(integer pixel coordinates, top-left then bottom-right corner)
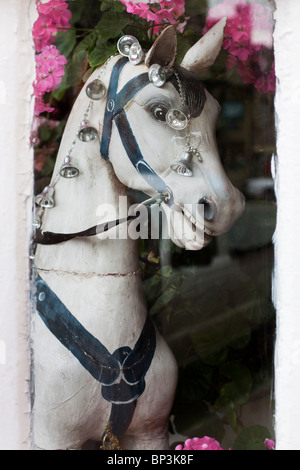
32 18 245 450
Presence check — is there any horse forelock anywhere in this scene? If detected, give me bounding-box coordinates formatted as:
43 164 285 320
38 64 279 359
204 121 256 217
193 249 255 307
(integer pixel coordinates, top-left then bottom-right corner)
168 65 207 119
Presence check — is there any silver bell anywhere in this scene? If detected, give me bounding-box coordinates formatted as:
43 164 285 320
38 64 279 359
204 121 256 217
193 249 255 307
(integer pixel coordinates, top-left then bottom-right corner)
86 79 106 100
35 185 55 208
60 155 79 178
33 206 44 229
117 35 139 56
78 120 98 142
148 64 167 87
128 41 144 65
170 150 193 177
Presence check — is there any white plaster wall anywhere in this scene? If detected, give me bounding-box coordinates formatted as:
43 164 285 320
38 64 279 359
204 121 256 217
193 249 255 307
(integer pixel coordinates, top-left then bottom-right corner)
273 0 300 451
0 0 35 450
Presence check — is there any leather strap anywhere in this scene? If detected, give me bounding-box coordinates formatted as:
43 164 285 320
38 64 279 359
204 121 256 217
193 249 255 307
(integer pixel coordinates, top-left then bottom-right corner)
35 275 156 439
35 215 137 245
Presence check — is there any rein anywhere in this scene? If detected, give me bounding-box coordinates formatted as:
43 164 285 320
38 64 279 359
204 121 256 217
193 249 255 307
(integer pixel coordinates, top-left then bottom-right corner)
35 56 171 246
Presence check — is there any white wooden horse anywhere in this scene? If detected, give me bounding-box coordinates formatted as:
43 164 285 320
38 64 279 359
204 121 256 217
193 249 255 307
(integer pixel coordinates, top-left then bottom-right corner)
32 19 245 450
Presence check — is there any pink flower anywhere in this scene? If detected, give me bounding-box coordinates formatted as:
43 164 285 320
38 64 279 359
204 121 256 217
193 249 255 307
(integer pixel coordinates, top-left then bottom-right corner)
32 2 71 117
228 41 253 61
203 0 275 93
37 0 71 29
33 45 67 115
32 15 57 52
34 96 55 117
33 0 71 51
264 438 275 450
175 436 224 451
34 45 67 96
120 0 185 34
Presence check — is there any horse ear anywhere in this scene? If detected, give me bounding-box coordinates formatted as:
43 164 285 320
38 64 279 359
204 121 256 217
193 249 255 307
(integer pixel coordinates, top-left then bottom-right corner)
180 17 226 73
145 25 177 69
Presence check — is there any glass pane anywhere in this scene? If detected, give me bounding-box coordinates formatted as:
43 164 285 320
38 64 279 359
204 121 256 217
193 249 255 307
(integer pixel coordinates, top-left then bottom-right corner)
31 0 276 451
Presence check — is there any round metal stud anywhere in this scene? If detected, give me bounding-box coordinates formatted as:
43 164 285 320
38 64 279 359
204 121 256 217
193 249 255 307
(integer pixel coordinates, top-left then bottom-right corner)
117 35 138 57
148 64 167 87
86 79 106 100
128 41 144 65
166 109 188 130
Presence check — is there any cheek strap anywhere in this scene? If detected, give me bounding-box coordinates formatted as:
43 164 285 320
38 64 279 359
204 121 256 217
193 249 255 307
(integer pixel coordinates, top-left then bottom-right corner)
100 56 168 194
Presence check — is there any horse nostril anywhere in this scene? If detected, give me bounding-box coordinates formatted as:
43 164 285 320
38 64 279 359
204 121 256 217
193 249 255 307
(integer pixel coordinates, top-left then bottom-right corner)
198 197 216 221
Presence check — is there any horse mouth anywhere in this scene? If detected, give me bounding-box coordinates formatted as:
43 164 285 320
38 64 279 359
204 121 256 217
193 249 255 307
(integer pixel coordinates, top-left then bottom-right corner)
181 204 214 248
162 202 214 250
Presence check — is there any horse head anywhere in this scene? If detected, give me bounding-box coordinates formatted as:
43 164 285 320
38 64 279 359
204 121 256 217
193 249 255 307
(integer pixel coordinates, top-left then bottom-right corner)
99 18 245 250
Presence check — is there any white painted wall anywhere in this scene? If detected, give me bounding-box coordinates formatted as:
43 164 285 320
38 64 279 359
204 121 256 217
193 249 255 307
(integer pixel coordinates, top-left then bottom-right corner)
0 0 35 450
273 0 300 451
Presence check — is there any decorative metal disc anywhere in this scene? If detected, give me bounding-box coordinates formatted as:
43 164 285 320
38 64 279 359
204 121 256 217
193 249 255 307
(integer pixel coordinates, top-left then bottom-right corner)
128 42 144 65
86 79 106 100
117 35 138 57
166 109 188 130
148 64 167 87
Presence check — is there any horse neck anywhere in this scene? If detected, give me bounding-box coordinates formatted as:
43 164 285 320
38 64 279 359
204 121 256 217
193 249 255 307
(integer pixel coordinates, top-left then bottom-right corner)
35 68 140 277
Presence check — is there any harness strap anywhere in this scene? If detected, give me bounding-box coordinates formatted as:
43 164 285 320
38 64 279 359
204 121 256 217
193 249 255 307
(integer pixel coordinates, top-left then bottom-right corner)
35 275 156 438
100 57 168 194
35 215 136 245
114 110 167 194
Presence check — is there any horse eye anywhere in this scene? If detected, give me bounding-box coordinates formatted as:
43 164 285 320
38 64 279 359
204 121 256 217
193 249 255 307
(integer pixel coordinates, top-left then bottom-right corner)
149 104 168 122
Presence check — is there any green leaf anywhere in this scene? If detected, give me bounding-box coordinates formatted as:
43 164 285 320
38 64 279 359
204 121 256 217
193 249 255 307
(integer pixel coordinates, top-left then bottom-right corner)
74 30 99 56
51 81 71 101
173 402 225 443
100 0 124 12
218 361 252 407
55 29 77 58
150 288 178 316
89 40 117 68
96 9 128 40
184 0 207 16
215 395 237 429
232 425 272 450
176 34 193 64
67 49 89 86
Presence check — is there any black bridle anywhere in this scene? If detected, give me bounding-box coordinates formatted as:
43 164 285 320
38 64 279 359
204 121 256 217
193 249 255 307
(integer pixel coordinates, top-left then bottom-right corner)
35 56 171 246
